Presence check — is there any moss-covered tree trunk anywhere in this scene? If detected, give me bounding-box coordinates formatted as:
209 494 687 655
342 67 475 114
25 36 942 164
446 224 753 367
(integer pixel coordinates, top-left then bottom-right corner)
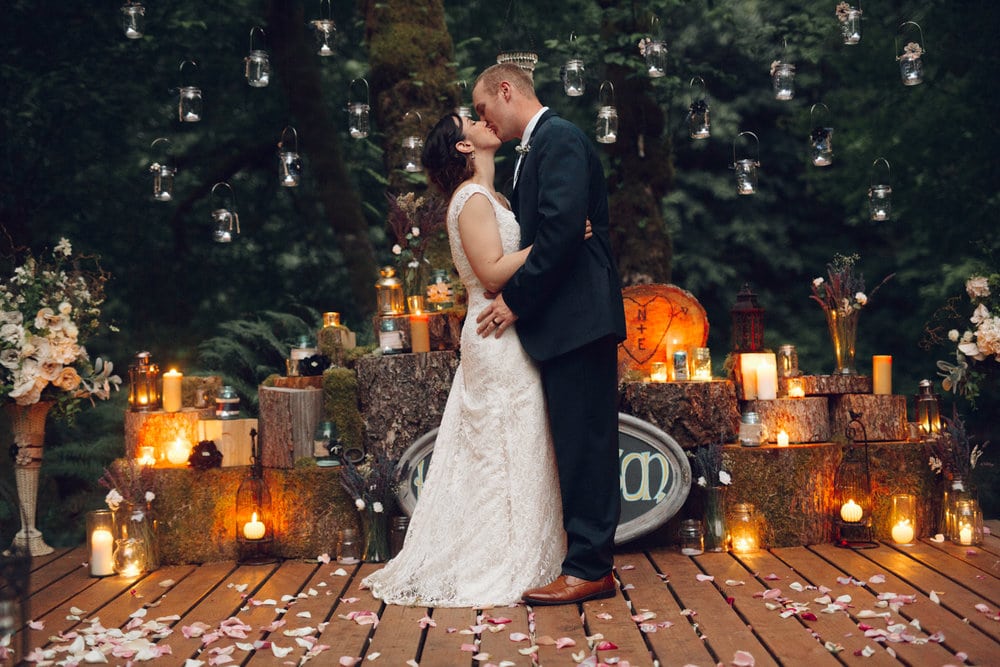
598 2 674 286
266 1 378 321
362 0 459 193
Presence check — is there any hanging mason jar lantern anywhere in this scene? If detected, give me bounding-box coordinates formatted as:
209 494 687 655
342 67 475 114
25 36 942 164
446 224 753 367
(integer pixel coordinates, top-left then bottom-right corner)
401 111 424 172
834 415 876 548
809 103 834 167
731 131 760 195
244 26 270 88
348 77 371 139
868 157 892 222
148 138 176 202
914 378 942 435
687 76 710 140
210 182 240 243
770 61 795 100
896 22 925 86
455 81 473 119
128 351 160 411
177 60 202 123
277 126 303 187
563 60 586 97
595 81 618 144
835 2 862 45
730 283 764 353
641 17 668 78
120 1 145 39
236 429 276 564
311 0 337 56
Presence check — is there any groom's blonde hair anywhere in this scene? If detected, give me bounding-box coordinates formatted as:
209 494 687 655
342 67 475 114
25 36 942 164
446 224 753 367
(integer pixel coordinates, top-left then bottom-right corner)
474 63 537 100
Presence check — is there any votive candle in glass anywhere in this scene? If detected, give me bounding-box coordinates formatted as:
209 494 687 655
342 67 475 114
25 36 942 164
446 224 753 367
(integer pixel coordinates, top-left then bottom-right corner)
890 493 916 545
692 347 712 381
87 510 115 577
650 362 668 383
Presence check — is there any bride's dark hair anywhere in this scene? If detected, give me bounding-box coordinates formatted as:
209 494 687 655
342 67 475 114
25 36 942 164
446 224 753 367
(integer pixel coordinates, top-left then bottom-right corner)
422 113 473 196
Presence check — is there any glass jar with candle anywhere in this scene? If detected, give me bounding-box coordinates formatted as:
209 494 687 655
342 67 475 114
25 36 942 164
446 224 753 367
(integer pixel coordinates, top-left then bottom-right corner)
288 335 318 377
318 311 350 365
776 345 798 377
738 411 765 447
215 386 240 419
692 347 712 381
337 527 361 565
890 494 916 545
678 519 704 555
313 420 342 467
87 510 115 577
728 503 762 553
952 499 983 546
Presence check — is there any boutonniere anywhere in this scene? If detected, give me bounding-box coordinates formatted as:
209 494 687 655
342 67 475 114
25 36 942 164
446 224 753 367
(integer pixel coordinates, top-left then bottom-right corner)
514 143 531 156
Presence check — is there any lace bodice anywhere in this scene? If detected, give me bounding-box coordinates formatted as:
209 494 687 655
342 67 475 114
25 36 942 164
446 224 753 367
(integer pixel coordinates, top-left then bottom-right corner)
362 183 564 608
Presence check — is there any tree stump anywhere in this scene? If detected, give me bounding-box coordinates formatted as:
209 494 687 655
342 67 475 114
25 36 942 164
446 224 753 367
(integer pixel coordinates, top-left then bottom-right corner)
788 374 873 395
124 409 203 460
618 380 739 449
743 397 830 443
257 386 324 467
427 310 464 351
830 394 909 441
355 351 459 461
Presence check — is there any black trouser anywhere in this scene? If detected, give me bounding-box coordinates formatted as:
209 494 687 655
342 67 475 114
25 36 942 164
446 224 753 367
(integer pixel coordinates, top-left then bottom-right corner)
540 334 620 581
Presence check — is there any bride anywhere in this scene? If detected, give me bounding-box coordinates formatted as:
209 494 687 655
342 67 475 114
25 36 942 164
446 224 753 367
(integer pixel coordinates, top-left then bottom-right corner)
362 113 569 607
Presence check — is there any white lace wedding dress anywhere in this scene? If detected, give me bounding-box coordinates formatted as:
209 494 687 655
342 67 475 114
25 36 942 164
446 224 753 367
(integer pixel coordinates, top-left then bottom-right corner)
363 184 565 608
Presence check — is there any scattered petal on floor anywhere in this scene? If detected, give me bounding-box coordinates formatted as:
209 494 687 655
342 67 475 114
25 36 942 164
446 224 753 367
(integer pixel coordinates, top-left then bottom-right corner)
868 574 886 584
555 637 576 649
732 649 755 666
596 612 613 620
695 574 714 582
725 580 745 586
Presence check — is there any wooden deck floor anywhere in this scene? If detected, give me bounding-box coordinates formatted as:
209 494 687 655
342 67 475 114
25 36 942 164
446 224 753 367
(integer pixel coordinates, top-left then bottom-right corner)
9 524 1000 666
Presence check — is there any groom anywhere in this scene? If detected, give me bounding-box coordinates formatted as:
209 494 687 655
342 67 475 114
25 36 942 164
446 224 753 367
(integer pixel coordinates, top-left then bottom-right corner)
473 63 626 605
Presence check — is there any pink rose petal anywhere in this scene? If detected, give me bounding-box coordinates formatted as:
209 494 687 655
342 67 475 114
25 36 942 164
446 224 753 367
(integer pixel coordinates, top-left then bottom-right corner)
555 637 576 649
695 574 714 582
509 632 529 642
595 641 618 651
460 643 479 652
732 650 756 666
338 657 360 666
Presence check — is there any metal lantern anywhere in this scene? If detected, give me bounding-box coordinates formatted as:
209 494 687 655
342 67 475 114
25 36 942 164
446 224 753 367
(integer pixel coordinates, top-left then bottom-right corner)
896 22 926 86
770 61 796 101
563 59 586 97
914 378 942 435
236 429 276 564
868 157 892 222
177 60 202 123
121 1 145 39
643 16 667 77
210 182 240 243
311 0 337 56
836 3 863 45
809 103 834 167
834 413 876 548
401 111 424 172
244 27 270 88
595 81 618 144
128 351 160 411
278 126 302 187
687 77 710 140
730 283 764 353
732 131 760 195
148 138 176 202
376 266 405 315
348 78 371 139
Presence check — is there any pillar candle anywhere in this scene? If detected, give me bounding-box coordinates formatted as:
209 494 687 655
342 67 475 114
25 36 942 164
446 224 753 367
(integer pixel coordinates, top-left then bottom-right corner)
162 369 183 412
756 356 778 400
410 314 430 353
90 528 114 576
243 512 266 540
739 353 767 400
891 520 914 545
165 436 191 466
872 355 892 395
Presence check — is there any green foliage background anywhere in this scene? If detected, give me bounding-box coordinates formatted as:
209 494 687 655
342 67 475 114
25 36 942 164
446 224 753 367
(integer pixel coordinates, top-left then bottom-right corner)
0 0 997 544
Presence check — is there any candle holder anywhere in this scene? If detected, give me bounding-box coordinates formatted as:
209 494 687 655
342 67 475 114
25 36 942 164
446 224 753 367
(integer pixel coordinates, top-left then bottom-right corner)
771 61 796 100
732 131 760 195
837 3 862 45
890 493 916 545
210 182 240 243
87 510 116 577
692 347 712 381
563 58 586 97
595 81 618 144
809 103 834 167
687 77 711 140
731 283 764 352
148 138 176 202
914 379 942 436
120 1 145 40
952 499 983 546
896 22 925 86
177 60 202 123
650 361 668 383
786 377 806 398
728 503 763 553
128 351 160 411
277 126 303 187
868 158 892 222
348 78 371 139
311 0 337 56
776 344 798 377
215 385 241 419
236 429 276 564
375 266 405 315
834 413 877 548
678 519 704 555
313 421 342 467
244 27 271 88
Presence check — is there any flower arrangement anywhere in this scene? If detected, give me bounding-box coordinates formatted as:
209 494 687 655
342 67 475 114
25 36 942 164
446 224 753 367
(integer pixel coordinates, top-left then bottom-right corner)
935 272 1000 403
810 253 893 318
386 192 447 295
688 440 731 489
0 238 120 417
99 458 159 570
925 410 987 483
340 450 399 515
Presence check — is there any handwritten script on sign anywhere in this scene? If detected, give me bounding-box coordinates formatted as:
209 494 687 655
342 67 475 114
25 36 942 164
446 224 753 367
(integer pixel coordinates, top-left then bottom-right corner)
617 284 709 377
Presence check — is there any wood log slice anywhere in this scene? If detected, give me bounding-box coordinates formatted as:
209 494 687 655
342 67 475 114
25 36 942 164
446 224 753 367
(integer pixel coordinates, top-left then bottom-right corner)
257 386 324 467
619 380 739 449
743 397 830 443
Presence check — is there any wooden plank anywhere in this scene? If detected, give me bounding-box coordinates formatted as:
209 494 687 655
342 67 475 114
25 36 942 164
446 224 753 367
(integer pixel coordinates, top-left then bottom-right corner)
244 560 362 667
753 546 913 665
417 606 477 667
810 543 976 664
647 548 780 667
363 601 427 663
26 545 89 597
612 551 715 666
311 563 379 661
530 600 590 665
582 582 652 666
153 561 279 662
477 605 531 666
922 535 1000 578
860 542 1000 650
696 551 841 667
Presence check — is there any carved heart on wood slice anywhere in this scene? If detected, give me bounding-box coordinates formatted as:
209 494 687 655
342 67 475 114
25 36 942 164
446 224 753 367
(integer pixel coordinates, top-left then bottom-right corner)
617 284 709 377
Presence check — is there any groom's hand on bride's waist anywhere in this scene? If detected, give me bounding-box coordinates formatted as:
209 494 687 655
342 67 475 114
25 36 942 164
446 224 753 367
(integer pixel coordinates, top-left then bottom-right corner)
476 294 517 339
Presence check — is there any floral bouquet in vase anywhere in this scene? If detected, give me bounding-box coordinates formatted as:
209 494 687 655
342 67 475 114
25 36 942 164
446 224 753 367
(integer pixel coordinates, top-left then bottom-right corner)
688 439 732 552
340 450 399 562
100 458 158 574
386 192 448 302
935 272 1000 404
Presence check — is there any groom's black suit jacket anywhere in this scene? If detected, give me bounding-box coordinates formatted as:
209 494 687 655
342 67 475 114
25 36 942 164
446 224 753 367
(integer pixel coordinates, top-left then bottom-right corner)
503 110 626 361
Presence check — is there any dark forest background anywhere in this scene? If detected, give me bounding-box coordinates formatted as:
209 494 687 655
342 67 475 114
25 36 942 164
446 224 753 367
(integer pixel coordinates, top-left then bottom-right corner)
1 0 997 544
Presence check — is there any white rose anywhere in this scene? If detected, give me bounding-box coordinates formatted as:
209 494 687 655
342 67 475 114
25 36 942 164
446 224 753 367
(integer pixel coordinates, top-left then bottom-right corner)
105 488 124 511
718 470 732 485
854 292 868 306
58 301 72 316
410 226 420 237
54 238 72 257
970 303 990 326
392 244 402 255
145 491 156 503
966 275 990 299
948 329 960 342
354 498 365 511
813 277 824 287
373 501 384 513
696 475 707 488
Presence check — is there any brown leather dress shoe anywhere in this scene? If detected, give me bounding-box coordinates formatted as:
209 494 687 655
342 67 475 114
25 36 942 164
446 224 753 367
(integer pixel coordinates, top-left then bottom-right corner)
522 574 617 606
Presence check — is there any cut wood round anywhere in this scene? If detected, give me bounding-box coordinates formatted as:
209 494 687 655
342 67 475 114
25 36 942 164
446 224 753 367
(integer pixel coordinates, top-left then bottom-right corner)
795 374 872 395
830 394 909 442
743 397 830 443
124 409 201 459
618 284 709 377
619 380 739 449
257 386 324 468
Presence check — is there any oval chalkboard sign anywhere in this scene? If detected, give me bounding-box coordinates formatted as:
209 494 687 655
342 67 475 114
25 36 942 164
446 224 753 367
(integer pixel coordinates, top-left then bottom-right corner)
395 413 692 545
